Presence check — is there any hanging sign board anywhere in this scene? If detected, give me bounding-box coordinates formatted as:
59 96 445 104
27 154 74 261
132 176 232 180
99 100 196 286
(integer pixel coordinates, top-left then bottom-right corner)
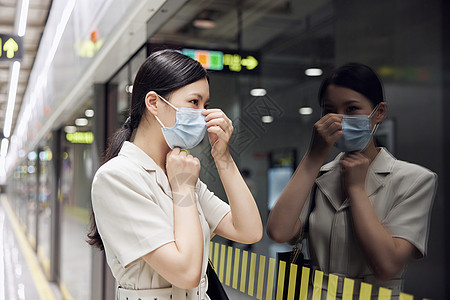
182 48 259 74
0 34 24 62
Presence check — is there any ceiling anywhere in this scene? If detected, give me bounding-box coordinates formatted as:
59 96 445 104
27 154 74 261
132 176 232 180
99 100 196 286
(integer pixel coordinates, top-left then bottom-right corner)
152 0 334 79
0 0 52 139
0 0 334 141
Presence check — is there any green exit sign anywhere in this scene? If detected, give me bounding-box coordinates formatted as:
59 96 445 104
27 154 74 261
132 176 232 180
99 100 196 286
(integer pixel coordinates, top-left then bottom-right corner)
0 34 24 62
182 48 260 74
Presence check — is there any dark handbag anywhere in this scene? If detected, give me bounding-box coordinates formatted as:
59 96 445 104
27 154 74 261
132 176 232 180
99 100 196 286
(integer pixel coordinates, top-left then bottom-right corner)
276 184 317 300
206 259 229 300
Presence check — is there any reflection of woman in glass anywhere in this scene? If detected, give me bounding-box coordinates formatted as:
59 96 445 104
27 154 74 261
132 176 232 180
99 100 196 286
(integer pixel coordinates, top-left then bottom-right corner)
267 63 437 298
88 50 262 299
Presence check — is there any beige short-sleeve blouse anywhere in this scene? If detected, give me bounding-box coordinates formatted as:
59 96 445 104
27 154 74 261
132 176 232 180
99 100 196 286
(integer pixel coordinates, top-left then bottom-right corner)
91 142 230 292
306 148 437 297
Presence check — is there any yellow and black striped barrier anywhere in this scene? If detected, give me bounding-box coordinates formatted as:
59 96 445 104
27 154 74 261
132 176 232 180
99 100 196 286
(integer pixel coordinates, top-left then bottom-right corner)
209 241 429 300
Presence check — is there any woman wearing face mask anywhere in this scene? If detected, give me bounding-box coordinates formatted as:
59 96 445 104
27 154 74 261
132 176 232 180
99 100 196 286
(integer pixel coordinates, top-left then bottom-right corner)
88 49 262 300
267 63 437 299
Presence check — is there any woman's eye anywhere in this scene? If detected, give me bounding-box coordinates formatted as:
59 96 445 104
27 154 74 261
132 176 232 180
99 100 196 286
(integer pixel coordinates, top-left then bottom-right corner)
347 106 359 113
190 99 199 105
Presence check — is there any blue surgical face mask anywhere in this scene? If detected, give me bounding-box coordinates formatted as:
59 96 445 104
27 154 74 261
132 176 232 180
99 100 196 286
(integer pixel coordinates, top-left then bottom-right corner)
154 94 207 149
335 105 380 153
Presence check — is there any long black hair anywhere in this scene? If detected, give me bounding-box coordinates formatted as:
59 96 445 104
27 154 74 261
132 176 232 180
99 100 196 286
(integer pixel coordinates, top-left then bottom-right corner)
318 62 385 108
87 49 207 250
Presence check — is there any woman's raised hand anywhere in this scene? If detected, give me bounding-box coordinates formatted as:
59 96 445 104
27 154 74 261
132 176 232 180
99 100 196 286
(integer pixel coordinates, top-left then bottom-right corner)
166 147 200 199
309 113 343 159
202 109 233 160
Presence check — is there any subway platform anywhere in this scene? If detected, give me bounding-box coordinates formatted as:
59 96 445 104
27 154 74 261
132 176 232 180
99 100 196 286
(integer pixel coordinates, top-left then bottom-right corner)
0 192 264 300
0 194 62 300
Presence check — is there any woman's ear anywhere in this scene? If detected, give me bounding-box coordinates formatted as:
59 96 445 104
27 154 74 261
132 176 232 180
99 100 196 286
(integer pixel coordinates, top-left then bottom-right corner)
375 102 387 124
145 91 159 116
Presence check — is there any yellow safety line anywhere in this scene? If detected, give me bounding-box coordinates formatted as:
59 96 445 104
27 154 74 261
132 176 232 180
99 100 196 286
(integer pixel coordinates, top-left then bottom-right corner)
248 252 257 296
399 292 413 300
266 257 276 300
256 255 266 300
312 269 324 300
327 273 338 300
207 241 426 300
60 283 75 300
209 241 213 260
213 242 220 270
287 263 298 300
1 197 56 300
359 282 372 300
299 266 310 300
37 246 51 279
240 250 249 293
275 260 286 300
342 278 355 300
225 246 233 286
232 248 240 289
378 287 392 300
219 244 226 282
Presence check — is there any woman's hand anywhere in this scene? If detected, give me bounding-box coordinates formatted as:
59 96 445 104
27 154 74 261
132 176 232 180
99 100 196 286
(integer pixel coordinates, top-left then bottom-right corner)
202 109 233 160
166 147 200 200
309 113 343 160
340 152 370 197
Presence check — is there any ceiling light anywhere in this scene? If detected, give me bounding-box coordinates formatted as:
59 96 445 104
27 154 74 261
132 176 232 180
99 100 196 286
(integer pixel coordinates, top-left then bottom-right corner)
261 115 273 123
305 68 323 77
193 19 216 29
299 107 313 115
125 84 133 94
75 118 88 126
1 139 9 157
18 0 30 37
27 151 37 161
250 88 267 97
3 61 21 138
64 126 77 133
85 109 95 117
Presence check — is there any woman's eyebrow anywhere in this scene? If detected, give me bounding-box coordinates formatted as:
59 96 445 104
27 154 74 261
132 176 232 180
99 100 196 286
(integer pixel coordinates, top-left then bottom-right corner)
188 92 204 100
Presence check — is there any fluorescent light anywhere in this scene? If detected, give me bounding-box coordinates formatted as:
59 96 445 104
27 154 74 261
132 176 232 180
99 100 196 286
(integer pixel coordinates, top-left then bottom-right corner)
299 107 313 115
250 88 267 97
27 151 37 161
125 85 133 94
18 0 30 37
3 61 21 138
64 126 77 133
85 109 95 117
193 19 216 29
261 115 273 123
305 68 323 77
75 118 88 126
1 139 9 157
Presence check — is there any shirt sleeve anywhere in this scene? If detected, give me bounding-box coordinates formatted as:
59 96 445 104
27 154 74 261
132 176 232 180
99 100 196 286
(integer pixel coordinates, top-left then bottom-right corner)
196 180 230 236
382 169 437 257
92 165 174 267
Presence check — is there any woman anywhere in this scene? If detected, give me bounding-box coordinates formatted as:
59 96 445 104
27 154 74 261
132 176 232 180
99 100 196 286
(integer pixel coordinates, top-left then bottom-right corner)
267 63 437 298
88 50 262 299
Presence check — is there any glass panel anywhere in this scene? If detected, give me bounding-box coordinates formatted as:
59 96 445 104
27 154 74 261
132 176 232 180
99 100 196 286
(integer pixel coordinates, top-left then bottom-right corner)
60 94 95 300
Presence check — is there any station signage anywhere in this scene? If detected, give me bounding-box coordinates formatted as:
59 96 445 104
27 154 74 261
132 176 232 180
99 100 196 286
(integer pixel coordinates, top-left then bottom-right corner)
0 34 23 62
182 48 259 74
66 132 94 144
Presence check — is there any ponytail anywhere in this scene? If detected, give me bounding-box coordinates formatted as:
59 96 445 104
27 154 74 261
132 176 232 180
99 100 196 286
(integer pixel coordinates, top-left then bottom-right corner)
102 117 134 164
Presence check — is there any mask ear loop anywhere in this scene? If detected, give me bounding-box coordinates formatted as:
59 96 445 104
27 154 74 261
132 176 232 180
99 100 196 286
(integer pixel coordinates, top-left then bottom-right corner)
146 92 178 128
369 103 381 134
